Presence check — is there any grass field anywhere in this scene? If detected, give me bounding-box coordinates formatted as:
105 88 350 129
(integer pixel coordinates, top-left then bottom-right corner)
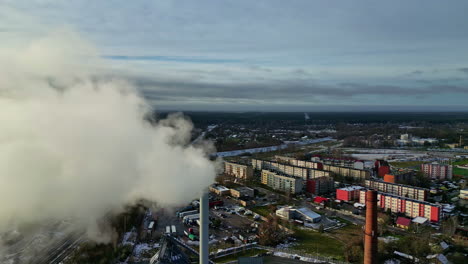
453 167 468 177
453 159 468 176
290 227 345 260
251 205 273 217
389 160 424 169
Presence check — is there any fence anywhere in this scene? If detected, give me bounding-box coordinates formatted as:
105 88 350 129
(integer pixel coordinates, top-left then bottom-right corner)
210 243 349 264
257 245 349 264
327 207 365 221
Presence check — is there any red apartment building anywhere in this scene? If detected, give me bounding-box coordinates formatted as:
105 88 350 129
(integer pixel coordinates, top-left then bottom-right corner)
336 186 364 202
359 190 441 222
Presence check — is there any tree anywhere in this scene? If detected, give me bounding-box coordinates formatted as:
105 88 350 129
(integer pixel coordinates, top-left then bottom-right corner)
378 213 390 236
442 216 458 237
258 215 287 246
344 234 363 263
318 224 324 233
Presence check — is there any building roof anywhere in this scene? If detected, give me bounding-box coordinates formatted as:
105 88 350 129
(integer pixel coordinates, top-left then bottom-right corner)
440 241 449 250
235 186 254 192
396 217 411 227
412 217 428 224
338 186 364 192
296 207 321 220
314 196 329 204
213 185 230 192
367 179 429 191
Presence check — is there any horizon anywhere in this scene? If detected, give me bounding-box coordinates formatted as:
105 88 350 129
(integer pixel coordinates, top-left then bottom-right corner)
1 0 468 111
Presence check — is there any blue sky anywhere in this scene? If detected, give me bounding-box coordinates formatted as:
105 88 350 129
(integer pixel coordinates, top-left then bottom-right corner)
1 0 468 111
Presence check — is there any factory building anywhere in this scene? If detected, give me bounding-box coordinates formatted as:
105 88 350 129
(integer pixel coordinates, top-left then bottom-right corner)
421 162 453 180
306 177 335 195
209 185 230 196
336 186 364 202
276 206 321 223
365 179 428 201
261 169 303 194
224 161 253 180
230 187 255 198
359 190 442 222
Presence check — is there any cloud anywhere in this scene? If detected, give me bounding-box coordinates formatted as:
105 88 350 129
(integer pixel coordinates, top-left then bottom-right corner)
130 74 468 105
0 30 216 248
1 1 468 112
458 68 468 74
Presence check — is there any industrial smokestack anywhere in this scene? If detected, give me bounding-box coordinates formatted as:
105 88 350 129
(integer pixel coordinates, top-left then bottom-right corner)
364 190 378 264
199 192 209 264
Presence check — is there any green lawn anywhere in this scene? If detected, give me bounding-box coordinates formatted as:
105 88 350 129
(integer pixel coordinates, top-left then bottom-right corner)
453 159 468 177
452 159 468 166
453 167 468 177
251 205 274 217
290 227 345 260
389 161 424 169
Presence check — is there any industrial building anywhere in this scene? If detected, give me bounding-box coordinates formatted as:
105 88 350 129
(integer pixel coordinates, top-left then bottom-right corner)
306 177 334 195
230 187 255 198
359 190 442 222
209 185 230 196
261 169 303 194
224 161 254 180
421 162 453 180
336 186 364 202
276 206 321 223
365 179 428 201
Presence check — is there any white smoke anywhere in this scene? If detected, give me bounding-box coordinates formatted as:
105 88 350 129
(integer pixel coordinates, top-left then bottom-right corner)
0 30 216 242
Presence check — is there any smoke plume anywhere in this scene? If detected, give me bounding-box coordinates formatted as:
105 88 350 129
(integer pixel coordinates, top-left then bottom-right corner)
0 30 216 241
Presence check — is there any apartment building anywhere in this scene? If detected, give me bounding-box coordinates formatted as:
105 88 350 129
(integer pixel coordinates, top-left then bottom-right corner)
365 179 428 201
261 169 303 194
275 156 323 170
383 169 414 184
322 164 370 181
252 159 331 180
375 160 391 177
224 161 253 179
336 186 364 202
359 190 441 222
306 177 335 195
421 162 453 180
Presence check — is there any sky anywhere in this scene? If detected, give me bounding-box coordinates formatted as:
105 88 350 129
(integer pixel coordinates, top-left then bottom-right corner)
1 0 468 111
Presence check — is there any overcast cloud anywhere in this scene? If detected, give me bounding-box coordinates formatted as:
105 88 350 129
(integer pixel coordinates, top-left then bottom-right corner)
1 0 468 111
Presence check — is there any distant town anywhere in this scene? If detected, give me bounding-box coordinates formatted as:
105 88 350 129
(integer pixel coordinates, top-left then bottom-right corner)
3 112 467 264
69 112 467 263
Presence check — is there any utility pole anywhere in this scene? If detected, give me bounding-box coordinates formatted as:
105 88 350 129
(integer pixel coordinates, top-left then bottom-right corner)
200 192 209 264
